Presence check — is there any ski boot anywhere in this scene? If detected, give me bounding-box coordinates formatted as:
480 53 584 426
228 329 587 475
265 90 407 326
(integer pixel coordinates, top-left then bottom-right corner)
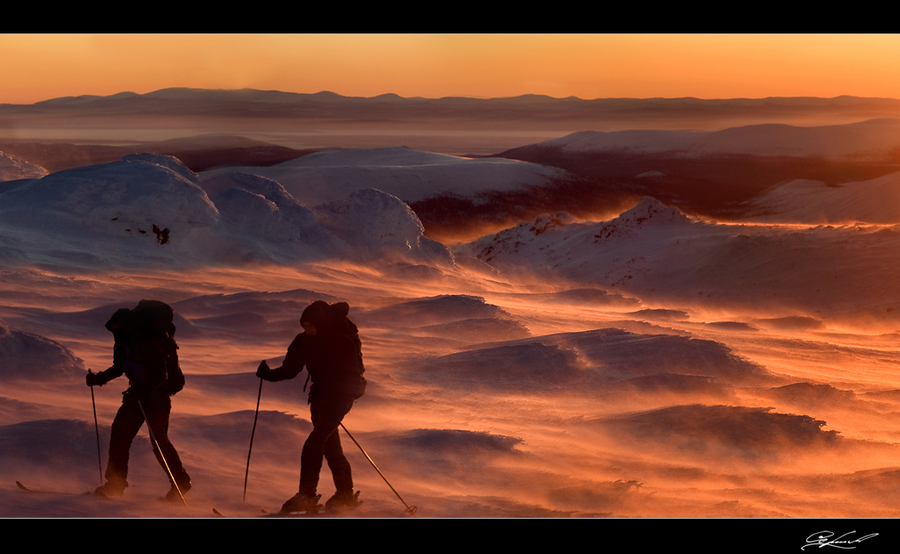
94 478 127 498
164 478 191 502
281 492 322 514
325 489 362 513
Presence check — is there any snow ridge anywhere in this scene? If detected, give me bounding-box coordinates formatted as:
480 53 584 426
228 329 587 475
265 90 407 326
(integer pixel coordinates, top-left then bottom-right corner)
0 153 454 268
0 151 48 182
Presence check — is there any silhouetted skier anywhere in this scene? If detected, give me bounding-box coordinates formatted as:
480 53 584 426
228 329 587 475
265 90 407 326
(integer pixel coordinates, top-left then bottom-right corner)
86 300 191 501
257 300 367 513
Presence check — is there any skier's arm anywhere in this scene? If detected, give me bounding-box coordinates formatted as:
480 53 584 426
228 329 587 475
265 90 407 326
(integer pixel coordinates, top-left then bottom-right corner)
86 341 126 387
257 334 308 382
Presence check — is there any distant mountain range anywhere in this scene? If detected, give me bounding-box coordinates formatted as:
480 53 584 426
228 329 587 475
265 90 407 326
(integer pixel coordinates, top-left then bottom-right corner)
4 87 900 133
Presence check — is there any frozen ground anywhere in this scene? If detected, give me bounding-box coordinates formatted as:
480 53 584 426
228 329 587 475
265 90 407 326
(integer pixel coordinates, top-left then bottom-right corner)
2 119 900 522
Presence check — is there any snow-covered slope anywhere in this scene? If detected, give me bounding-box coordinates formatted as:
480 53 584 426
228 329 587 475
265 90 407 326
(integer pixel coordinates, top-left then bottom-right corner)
199 146 568 206
0 153 218 236
0 320 84 380
456 197 900 323
742 171 900 224
457 197 698 271
0 153 452 268
313 188 453 264
531 118 900 160
199 171 345 261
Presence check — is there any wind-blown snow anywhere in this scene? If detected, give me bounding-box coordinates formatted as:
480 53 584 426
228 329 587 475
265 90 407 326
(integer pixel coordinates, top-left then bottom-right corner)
456 196 900 324
0 151 48 182
5 127 900 520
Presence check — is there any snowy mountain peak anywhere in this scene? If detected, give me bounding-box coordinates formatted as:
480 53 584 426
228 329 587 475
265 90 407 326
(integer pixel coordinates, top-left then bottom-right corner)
615 197 692 227
526 212 578 236
454 197 696 270
587 197 693 244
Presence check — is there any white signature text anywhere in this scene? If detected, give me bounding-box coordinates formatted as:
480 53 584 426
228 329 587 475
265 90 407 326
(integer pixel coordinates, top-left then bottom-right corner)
802 530 879 550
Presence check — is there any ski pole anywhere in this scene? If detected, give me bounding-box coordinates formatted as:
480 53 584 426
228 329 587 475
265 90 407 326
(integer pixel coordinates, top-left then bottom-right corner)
243 377 263 502
137 400 186 505
89 373 103 486
340 423 417 516
91 387 102 483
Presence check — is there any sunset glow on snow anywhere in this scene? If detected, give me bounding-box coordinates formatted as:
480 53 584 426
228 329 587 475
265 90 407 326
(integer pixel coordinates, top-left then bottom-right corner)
2 34 900 529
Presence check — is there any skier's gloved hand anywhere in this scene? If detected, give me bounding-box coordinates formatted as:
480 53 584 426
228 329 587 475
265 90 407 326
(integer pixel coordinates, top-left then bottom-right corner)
86 370 102 387
256 360 271 379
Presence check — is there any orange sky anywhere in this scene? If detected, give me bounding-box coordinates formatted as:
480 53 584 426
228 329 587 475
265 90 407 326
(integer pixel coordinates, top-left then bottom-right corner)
2 34 900 104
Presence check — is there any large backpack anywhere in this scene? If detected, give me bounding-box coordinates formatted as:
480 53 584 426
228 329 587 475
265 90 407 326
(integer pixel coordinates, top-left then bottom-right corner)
302 301 367 400
328 302 366 399
108 300 183 394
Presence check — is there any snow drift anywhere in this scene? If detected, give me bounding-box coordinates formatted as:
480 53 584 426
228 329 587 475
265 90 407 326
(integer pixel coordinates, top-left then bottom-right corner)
0 153 454 268
199 146 568 207
409 327 774 392
455 196 900 325
597 404 842 461
0 320 84 380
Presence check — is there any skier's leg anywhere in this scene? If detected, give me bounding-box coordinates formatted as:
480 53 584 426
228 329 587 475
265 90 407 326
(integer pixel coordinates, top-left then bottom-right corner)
98 398 143 496
298 399 352 495
143 393 191 495
323 402 354 493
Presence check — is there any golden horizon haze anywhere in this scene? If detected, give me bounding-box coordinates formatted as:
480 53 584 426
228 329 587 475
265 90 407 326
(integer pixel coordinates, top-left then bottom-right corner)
2 34 900 105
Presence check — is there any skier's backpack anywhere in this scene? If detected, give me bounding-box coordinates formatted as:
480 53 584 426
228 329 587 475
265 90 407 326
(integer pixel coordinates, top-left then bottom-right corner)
301 301 367 400
328 302 367 400
111 300 183 394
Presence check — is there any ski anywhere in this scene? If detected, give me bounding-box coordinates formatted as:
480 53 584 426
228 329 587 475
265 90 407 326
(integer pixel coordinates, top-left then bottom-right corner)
263 507 327 518
212 491 367 517
212 505 359 518
211 507 326 518
16 481 91 496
